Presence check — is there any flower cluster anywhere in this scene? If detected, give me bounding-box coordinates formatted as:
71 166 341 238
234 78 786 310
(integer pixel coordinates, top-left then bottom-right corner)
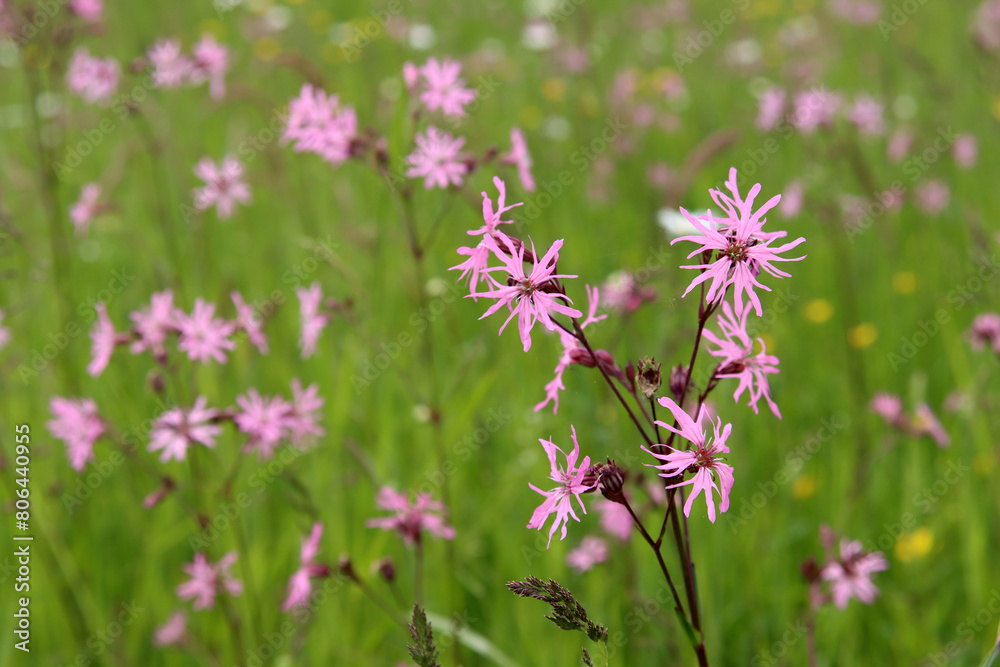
67 47 119 105
367 487 456 545
282 84 359 167
870 392 950 448
148 35 230 99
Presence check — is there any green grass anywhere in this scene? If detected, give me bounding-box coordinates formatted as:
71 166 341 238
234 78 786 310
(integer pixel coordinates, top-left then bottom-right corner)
1 0 999 665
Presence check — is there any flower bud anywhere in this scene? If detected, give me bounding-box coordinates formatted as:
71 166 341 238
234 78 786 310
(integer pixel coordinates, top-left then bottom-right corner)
636 357 662 399
800 556 822 583
373 557 395 584
669 364 688 402
597 459 626 504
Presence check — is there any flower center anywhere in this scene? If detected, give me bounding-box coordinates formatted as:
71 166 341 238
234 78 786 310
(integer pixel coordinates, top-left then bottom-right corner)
724 235 758 263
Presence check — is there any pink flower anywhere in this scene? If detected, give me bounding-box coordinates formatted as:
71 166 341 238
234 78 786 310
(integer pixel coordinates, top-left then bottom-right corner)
672 168 806 317
415 57 476 117
973 0 1000 50
779 180 804 219
870 392 904 425
193 155 251 219
968 312 1000 352
130 290 176 356
912 403 950 448
847 94 884 136
915 179 949 215
450 177 520 294
821 539 888 609
153 611 186 646
535 285 606 414
70 183 101 236
755 87 786 131
791 88 841 134
189 34 229 100
87 302 122 377
470 232 583 352
566 536 608 573
642 398 734 523
282 523 330 611
367 487 456 545
284 379 325 447
0 310 10 350
600 270 657 313
66 48 119 104
402 61 420 90
281 84 358 167
703 301 783 418
177 552 243 611
175 299 236 364
148 397 221 462
47 397 104 471
953 134 978 169
296 283 329 359
230 291 268 353
886 128 912 163
68 0 103 22
829 0 882 24
235 389 292 460
500 128 536 192
405 126 468 189
597 499 633 541
526 426 594 547
149 39 191 88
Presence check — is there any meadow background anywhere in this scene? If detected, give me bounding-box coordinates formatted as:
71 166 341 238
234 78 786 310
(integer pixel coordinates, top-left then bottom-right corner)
1 0 999 665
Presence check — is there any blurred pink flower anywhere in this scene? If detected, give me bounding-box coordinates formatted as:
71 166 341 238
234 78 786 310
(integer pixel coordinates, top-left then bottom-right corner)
915 179 949 215
886 128 912 163
912 403 950 448
367 487 456 545
968 312 1000 352
597 499 633 541
296 282 329 358
972 0 1000 50
47 397 104 471
471 232 583 352
177 552 242 611
402 61 420 90
642 398 734 523
193 155 251 219
672 168 807 317
148 397 221 462
601 270 656 313
130 290 176 356
148 39 191 88
282 84 358 167
235 389 292 460
285 379 325 447
755 87 786 131
527 426 594 547
847 94 885 136
704 301 782 418
829 0 882 24
414 57 476 117
70 183 101 236
953 134 978 168
500 128 536 192
67 47 119 104
189 34 229 100
451 176 520 294
821 539 888 609
779 180 804 219
87 302 122 377
69 0 102 21
791 88 841 134
282 523 330 611
0 310 9 350
153 611 186 646
566 536 608 573
870 392 904 425
175 299 236 364
405 126 468 189
230 291 268 354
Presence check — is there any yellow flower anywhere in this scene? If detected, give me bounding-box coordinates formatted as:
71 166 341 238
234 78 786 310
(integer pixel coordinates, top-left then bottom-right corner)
542 78 566 103
805 299 833 324
894 528 934 562
792 475 815 499
892 271 917 294
848 323 878 348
